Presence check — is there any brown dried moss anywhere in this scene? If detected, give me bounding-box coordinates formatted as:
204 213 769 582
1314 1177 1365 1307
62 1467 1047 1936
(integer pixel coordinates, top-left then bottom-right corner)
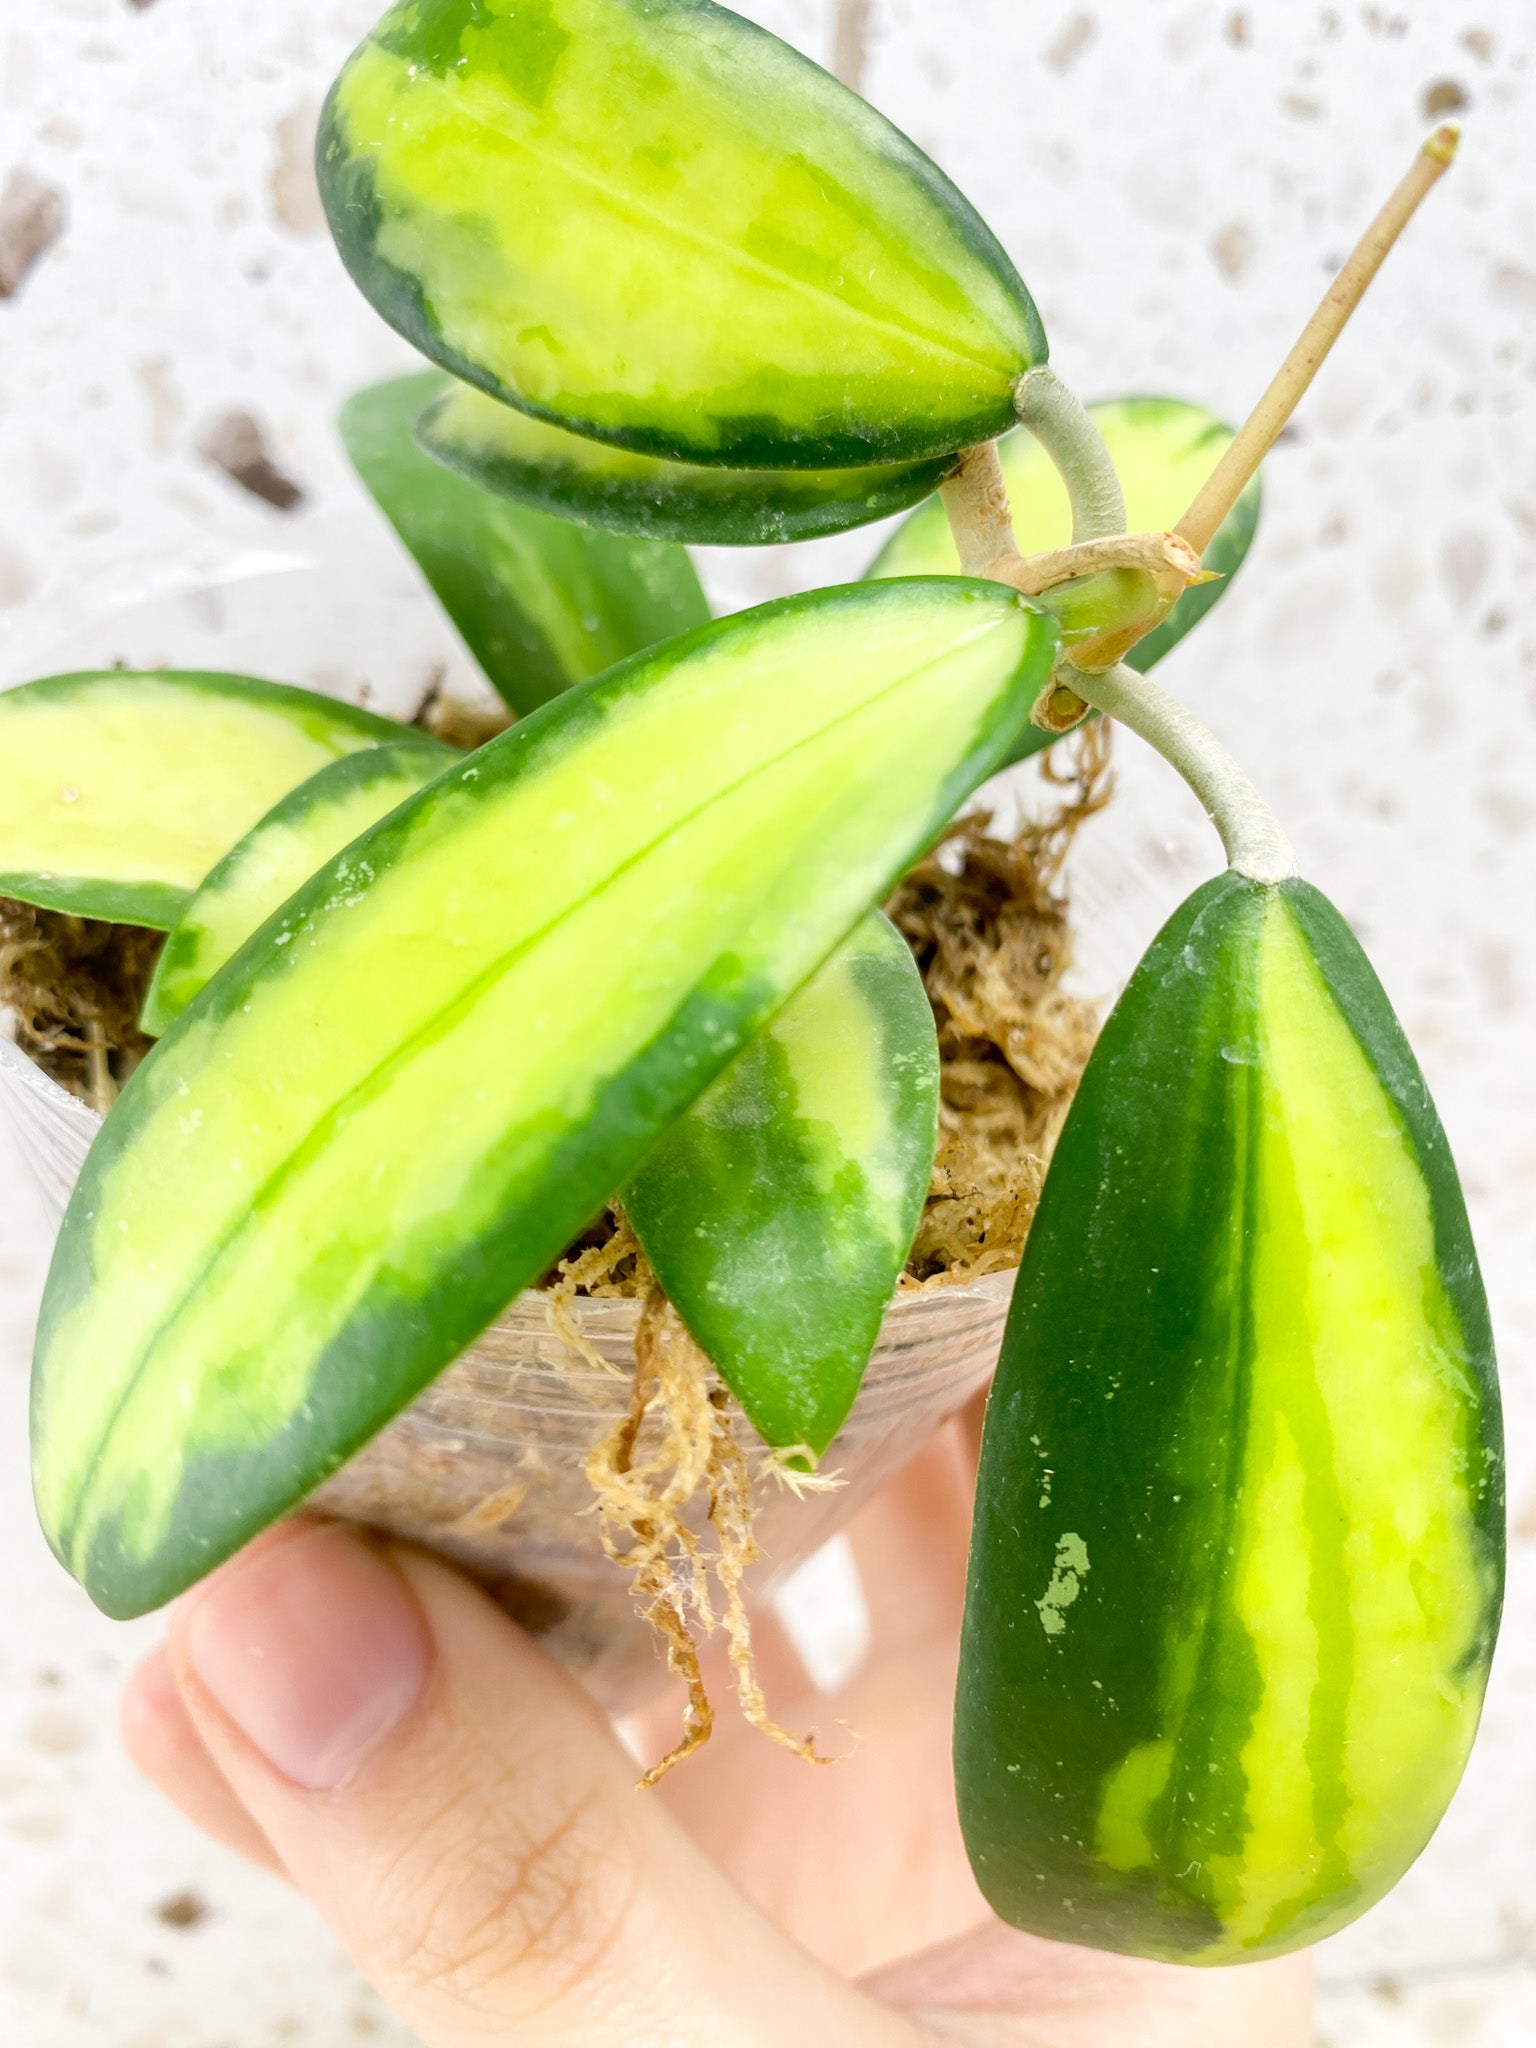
888 719 1112 1284
412 665 514 751
0 899 162 1113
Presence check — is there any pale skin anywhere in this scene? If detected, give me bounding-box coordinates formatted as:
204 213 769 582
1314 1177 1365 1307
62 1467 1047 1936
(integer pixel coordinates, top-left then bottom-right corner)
122 1397 1312 2048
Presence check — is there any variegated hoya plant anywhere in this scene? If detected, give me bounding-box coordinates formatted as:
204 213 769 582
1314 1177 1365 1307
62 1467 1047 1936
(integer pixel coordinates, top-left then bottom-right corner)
3 0 1501 1972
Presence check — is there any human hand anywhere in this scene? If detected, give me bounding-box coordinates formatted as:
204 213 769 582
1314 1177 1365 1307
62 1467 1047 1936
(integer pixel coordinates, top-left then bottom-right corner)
121 1407 1311 2047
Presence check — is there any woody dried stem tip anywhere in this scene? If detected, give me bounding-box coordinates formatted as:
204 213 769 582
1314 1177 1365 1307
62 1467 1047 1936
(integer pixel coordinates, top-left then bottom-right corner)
1176 125 1460 555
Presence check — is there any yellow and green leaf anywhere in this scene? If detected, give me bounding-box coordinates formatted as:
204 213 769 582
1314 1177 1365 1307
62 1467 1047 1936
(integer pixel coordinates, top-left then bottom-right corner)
33 579 1059 1619
341 372 710 713
139 739 458 1036
627 911 939 1457
415 377 952 547
318 0 1044 468
956 872 1503 1964
0 669 405 929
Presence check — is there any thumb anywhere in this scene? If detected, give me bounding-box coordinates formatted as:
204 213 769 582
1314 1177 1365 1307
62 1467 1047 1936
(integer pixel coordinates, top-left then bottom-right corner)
166 1519 913 2048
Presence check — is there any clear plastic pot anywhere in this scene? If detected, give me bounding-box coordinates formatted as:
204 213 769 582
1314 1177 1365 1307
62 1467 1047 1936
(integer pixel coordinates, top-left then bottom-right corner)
307 1280 1009 1710
0 1032 1007 1710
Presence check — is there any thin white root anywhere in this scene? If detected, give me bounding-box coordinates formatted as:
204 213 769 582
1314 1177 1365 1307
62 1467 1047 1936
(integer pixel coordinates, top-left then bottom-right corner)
761 1447 847 1498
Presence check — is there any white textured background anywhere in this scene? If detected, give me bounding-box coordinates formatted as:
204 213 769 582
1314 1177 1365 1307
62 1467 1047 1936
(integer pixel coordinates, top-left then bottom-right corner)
1 1 1534 2042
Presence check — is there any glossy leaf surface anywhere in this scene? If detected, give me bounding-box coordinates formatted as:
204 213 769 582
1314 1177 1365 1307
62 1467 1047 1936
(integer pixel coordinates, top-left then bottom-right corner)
416 379 951 546
319 0 1043 468
139 739 458 1036
33 580 1059 1619
869 396 1261 757
0 670 404 929
628 912 939 1456
956 872 1503 1964
341 373 710 713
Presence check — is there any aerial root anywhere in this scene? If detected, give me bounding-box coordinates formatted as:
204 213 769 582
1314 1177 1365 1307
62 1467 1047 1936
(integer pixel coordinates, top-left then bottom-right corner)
585 1279 825 1784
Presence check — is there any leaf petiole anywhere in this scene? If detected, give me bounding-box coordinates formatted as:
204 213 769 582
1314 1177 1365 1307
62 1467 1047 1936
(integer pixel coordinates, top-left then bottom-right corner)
1069 660 1297 884
1013 365 1128 542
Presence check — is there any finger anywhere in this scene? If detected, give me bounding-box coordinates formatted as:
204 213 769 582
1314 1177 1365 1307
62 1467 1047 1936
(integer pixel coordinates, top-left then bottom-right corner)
846 1418 976 1653
865 1918 1313 2047
120 1645 286 1876
165 1519 918 2048
650 1427 989 1978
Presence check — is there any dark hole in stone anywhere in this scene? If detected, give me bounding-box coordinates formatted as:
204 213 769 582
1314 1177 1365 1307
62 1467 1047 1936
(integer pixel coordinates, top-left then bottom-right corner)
197 409 306 512
0 169 66 299
155 1888 210 1931
1421 78 1470 117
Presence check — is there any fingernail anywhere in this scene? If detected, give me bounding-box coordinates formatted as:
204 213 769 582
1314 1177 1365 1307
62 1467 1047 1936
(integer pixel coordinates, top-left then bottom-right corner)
183 1526 432 1792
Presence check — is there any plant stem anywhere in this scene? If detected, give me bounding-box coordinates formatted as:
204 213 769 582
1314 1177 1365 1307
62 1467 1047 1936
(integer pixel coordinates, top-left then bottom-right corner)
1014 365 1127 542
1007 529 1205 604
937 441 1296 881
1177 124 1459 555
1069 661 1298 885
941 368 1135 584
940 459 1200 604
939 442 1018 577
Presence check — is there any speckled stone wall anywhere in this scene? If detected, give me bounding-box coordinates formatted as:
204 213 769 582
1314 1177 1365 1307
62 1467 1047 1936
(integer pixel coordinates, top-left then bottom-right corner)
1 2 1533 2042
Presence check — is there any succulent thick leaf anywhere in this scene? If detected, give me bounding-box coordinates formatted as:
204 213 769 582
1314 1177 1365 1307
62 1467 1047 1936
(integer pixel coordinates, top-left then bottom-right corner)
0 670 405 929
341 373 710 713
416 378 951 547
869 396 1262 758
627 912 939 1457
319 0 1043 469
33 579 1059 1619
139 740 458 1036
956 872 1503 1964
